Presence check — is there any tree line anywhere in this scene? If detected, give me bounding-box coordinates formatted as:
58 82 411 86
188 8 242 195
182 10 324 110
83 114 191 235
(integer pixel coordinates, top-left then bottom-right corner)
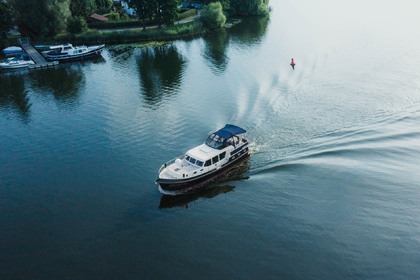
0 0 269 39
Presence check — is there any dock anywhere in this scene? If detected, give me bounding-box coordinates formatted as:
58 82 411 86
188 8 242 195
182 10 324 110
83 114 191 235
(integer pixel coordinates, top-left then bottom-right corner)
18 37 59 69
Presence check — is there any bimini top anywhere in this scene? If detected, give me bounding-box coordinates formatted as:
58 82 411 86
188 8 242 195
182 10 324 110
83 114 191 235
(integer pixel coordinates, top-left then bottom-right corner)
205 124 246 149
215 124 246 138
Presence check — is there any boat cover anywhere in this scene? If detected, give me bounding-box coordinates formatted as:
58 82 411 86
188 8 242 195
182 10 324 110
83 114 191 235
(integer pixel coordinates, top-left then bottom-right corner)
3 46 23 55
214 124 246 138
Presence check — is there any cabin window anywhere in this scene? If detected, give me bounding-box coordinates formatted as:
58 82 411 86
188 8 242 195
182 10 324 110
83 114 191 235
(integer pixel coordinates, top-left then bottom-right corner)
219 152 226 160
188 157 196 164
196 160 204 167
205 133 226 149
204 160 211 166
212 156 219 164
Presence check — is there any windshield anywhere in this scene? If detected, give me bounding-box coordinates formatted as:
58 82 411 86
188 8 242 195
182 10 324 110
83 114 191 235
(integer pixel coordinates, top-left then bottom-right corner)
205 133 226 149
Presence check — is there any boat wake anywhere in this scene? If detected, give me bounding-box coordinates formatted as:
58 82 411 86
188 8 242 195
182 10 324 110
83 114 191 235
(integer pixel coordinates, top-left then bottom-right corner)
250 102 420 176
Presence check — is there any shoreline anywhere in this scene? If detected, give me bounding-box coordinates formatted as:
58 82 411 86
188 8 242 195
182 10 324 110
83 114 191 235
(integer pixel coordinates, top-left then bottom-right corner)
55 16 207 46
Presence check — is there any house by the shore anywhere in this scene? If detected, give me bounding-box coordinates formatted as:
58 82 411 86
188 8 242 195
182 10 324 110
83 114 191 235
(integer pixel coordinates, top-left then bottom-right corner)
87 13 109 23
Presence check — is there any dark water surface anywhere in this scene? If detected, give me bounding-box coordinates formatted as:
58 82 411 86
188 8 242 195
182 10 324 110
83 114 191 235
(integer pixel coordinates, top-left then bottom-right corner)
2 1 420 279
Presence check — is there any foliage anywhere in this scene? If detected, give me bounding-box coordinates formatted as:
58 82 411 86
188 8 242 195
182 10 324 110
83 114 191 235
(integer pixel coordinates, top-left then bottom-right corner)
70 0 96 17
0 1 14 38
129 0 153 30
107 12 121 21
56 21 206 45
200 0 269 16
200 2 226 30
159 0 180 26
128 0 181 28
88 19 145 30
177 8 197 21
95 0 113 14
67 16 88 34
13 0 71 37
121 13 130 21
229 0 270 16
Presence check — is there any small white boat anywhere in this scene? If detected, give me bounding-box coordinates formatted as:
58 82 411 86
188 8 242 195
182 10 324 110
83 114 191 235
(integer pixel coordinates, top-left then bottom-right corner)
0 54 35 70
42 43 105 62
156 124 250 195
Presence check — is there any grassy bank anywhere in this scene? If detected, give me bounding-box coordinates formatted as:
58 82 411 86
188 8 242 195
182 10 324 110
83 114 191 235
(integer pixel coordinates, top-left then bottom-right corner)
55 21 207 45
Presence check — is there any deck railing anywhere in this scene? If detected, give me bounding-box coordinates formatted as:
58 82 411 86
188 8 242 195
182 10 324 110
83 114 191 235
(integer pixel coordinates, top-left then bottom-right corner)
158 155 186 174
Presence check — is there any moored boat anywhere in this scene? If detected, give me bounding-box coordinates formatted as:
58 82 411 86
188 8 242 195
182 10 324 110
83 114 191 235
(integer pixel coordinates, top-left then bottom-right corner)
156 124 250 195
2 46 23 57
42 43 105 62
0 54 35 70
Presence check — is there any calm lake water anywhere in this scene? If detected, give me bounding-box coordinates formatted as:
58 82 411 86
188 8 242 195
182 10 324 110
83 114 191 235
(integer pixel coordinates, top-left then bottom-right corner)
2 0 420 279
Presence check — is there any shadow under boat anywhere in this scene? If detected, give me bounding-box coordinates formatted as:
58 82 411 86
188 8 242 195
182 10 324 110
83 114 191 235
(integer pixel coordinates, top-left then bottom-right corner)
159 158 250 209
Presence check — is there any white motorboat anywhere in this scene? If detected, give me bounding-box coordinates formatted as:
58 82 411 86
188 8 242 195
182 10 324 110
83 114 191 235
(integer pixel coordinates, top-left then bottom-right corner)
42 43 105 62
156 124 250 195
0 54 35 70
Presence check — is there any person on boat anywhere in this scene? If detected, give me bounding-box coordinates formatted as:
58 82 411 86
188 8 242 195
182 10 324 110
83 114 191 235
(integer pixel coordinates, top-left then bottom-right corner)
290 58 295 70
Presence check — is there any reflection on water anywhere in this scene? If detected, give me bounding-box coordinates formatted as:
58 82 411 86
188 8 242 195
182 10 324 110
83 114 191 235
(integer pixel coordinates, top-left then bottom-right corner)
28 65 85 105
202 16 269 73
229 16 269 47
137 45 186 106
159 185 235 209
203 28 230 73
0 74 30 122
86 55 107 65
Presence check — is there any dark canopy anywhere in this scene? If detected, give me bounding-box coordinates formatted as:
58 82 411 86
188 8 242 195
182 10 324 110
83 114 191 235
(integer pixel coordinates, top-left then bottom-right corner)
214 124 246 139
205 124 246 149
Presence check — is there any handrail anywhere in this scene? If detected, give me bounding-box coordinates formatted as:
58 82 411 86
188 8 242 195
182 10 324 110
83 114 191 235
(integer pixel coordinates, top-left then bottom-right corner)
18 37 30 45
158 155 185 174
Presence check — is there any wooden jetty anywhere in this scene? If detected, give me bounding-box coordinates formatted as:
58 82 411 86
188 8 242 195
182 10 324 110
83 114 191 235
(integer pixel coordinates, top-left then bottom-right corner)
18 37 59 70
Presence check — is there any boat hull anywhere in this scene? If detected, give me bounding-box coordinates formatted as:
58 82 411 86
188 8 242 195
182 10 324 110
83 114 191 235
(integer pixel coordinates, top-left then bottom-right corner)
43 45 104 62
157 148 249 194
0 61 35 70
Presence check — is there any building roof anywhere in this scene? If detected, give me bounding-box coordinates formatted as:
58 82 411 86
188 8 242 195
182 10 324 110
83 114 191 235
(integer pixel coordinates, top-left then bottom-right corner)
89 13 109 22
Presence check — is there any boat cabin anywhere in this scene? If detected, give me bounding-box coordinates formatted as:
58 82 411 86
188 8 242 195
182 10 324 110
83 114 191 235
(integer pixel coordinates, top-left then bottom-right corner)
46 44 87 55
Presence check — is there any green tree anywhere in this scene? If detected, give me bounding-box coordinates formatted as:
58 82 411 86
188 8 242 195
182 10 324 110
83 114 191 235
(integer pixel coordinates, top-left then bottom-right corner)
128 0 153 30
95 0 112 14
159 0 179 26
129 0 180 29
108 12 121 21
0 1 14 38
13 0 71 37
67 16 88 34
201 0 269 16
200 2 226 30
70 0 96 17
229 0 270 16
